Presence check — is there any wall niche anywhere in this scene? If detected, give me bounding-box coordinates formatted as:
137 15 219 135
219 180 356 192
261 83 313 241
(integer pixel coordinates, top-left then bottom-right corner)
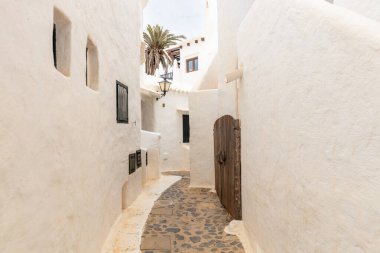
53 7 71 76
86 37 99 90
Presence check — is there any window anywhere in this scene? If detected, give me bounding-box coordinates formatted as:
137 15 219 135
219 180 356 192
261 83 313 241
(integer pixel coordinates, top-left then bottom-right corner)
116 81 128 123
86 37 99 90
182 115 190 143
53 7 71 76
186 57 198 73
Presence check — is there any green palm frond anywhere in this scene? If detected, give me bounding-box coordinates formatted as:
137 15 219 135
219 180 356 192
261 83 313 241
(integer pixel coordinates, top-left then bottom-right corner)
144 25 185 75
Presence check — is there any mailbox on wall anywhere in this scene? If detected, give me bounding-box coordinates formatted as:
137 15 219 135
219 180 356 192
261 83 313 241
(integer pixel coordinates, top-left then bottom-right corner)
136 150 142 168
129 153 136 174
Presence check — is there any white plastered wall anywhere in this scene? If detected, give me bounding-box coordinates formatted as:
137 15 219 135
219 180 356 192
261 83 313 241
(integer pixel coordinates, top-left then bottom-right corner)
216 0 254 87
334 0 380 22
189 89 219 188
154 91 190 171
238 0 380 252
215 0 254 119
141 130 161 181
0 1 142 253
141 94 156 132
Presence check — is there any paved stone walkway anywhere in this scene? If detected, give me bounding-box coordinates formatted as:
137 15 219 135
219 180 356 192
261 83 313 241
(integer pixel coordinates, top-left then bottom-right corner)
140 171 245 253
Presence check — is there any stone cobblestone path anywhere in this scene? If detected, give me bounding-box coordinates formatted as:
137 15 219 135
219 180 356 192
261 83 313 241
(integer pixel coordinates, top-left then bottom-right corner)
140 171 245 253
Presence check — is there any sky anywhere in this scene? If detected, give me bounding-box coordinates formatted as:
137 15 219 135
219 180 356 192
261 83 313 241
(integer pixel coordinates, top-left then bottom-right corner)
143 0 205 39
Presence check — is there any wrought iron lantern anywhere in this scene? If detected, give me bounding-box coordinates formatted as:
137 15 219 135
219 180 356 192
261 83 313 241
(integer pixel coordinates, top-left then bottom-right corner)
158 78 171 97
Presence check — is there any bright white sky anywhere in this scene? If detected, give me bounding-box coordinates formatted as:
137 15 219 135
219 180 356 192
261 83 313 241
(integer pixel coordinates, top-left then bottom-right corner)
143 0 205 39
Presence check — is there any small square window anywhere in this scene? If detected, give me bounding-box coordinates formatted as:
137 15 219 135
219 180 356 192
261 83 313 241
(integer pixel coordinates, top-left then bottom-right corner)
116 81 128 123
186 57 198 73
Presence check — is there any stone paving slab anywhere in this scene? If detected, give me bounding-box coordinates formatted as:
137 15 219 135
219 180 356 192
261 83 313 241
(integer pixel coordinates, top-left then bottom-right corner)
140 171 245 253
141 236 171 251
150 207 173 216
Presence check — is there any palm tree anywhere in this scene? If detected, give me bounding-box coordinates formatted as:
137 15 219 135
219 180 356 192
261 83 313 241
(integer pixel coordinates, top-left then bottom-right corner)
144 25 185 76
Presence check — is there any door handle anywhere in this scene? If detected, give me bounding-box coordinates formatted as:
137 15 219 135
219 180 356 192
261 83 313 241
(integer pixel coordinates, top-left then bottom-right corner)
218 151 226 164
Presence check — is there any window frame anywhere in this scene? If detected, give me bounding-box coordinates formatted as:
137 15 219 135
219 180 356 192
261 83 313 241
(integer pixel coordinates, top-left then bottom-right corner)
186 57 198 73
116 81 129 124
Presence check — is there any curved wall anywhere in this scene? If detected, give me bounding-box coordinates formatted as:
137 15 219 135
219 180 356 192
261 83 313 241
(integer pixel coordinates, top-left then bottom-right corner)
238 0 380 252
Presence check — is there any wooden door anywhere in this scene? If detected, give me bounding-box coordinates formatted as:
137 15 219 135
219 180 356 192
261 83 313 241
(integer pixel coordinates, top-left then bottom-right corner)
214 115 242 220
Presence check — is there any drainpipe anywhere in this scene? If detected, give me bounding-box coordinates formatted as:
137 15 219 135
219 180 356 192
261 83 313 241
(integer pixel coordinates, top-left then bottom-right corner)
224 66 243 119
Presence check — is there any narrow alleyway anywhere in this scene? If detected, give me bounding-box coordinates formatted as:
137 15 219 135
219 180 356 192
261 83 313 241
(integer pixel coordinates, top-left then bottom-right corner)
140 171 245 253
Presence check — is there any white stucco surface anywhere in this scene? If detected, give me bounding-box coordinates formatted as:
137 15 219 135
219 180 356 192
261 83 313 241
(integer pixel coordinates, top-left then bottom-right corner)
154 91 190 171
216 0 254 86
101 175 181 253
141 130 161 181
335 0 380 22
0 1 142 253
141 94 156 132
189 90 219 188
238 0 380 252
217 83 238 119
209 0 254 124
124 168 144 209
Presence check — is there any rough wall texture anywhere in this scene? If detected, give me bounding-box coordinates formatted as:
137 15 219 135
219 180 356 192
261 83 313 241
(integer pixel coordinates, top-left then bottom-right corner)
238 0 380 252
0 1 142 253
154 92 190 171
141 95 156 132
218 84 238 119
215 0 253 120
335 0 380 22
217 0 254 86
189 90 219 188
141 130 161 181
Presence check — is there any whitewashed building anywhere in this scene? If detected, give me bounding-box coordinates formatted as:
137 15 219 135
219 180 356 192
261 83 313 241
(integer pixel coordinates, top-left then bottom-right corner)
0 1 148 253
190 0 380 252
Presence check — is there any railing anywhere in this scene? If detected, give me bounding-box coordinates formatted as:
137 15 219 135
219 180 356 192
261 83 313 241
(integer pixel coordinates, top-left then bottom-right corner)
160 72 173 80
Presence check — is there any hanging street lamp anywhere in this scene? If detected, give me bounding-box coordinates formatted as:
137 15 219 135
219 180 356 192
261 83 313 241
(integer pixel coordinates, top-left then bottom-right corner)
158 79 171 96
158 77 172 97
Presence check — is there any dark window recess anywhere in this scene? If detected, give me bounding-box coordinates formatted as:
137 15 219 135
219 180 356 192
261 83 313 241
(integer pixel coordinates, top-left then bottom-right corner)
136 150 142 168
146 152 148 166
85 47 88 86
53 24 57 68
183 115 190 143
129 153 136 174
116 81 128 123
